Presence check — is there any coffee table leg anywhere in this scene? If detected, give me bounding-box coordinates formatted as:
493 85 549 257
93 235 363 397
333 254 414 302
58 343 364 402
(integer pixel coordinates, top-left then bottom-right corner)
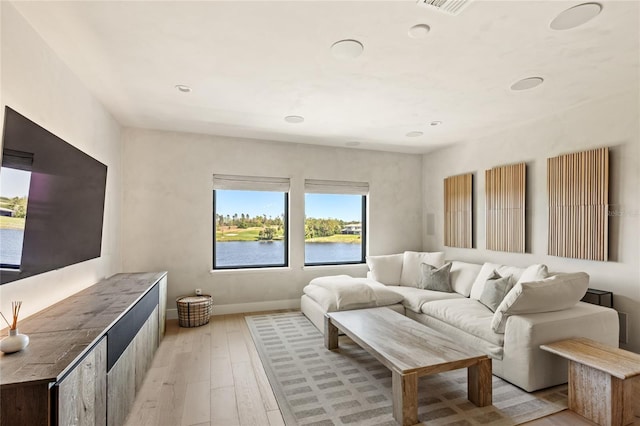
392 370 418 426
468 357 492 407
324 315 338 350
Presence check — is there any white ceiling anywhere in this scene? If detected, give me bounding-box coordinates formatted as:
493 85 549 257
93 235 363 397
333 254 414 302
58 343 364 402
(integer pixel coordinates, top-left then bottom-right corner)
11 0 640 154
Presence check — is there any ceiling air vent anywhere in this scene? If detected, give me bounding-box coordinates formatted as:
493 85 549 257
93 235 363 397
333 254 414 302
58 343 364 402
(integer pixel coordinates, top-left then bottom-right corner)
416 0 473 16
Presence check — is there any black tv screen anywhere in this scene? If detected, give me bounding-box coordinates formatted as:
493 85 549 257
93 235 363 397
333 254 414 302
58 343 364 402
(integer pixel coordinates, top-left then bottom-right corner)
0 107 107 285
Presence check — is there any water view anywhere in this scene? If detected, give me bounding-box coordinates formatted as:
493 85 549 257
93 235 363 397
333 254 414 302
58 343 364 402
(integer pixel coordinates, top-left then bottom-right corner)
0 229 24 266
215 241 362 267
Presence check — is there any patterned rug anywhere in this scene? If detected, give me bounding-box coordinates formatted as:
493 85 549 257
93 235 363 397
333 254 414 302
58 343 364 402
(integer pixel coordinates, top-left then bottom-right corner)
245 312 568 426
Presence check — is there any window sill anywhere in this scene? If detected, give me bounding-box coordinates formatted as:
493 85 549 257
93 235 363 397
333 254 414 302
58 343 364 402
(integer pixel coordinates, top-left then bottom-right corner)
303 263 367 271
209 266 292 275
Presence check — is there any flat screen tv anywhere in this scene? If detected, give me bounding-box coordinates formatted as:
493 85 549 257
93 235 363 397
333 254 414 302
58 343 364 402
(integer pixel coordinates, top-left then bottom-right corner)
0 107 107 285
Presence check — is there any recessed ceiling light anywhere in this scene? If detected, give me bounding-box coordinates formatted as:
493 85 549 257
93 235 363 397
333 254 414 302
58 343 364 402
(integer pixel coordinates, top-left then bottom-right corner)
345 141 361 147
510 77 544 91
430 121 442 126
406 131 423 137
331 39 364 60
550 3 602 30
175 84 192 93
408 24 431 39
284 115 304 124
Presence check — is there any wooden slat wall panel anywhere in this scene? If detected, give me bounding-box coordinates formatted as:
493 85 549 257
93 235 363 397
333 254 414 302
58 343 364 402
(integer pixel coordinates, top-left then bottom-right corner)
485 163 526 253
444 173 473 248
547 147 608 261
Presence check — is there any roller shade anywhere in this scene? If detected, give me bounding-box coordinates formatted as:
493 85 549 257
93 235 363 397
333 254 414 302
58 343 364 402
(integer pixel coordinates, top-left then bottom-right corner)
212 174 290 192
304 179 369 195
2 149 34 172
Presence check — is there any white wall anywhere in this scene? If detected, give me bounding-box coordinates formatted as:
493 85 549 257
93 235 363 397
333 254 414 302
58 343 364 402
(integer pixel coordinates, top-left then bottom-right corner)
422 91 640 352
121 129 423 316
0 3 122 320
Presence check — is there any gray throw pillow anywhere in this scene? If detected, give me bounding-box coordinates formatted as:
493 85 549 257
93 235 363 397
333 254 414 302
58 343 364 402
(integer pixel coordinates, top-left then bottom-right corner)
419 262 453 292
479 270 514 312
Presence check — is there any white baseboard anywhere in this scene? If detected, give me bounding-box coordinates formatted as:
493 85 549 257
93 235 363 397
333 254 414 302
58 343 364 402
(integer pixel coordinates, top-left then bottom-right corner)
165 298 301 320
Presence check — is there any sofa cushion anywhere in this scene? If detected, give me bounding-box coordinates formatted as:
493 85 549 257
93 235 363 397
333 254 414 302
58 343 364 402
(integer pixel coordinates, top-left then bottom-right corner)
419 262 453 292
470 263 524 300
491 272 590 333
366 254 403 285
303 276 404 312
449 261 482 297
421 298 504 347
399 251 445 287
478 271 515 312
389 286 464 313
368 281 407 306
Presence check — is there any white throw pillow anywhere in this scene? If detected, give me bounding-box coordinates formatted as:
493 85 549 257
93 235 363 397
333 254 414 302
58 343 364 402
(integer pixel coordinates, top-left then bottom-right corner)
399 251 445 287
491 272 590 333
366 254 404 285
516 264 548 285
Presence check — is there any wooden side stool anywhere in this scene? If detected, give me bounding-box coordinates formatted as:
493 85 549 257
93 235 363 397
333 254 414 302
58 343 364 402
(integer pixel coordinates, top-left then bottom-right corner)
541 338 640 426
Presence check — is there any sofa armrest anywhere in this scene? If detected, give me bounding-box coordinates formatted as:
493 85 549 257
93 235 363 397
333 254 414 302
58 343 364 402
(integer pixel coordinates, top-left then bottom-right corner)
501 302 619 391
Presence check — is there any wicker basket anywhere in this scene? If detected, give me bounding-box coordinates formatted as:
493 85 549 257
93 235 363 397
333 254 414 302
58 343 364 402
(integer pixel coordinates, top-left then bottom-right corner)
176 295 213 327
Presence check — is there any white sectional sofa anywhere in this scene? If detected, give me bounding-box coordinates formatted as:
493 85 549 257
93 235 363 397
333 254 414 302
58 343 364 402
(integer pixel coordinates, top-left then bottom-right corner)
300 251 620 392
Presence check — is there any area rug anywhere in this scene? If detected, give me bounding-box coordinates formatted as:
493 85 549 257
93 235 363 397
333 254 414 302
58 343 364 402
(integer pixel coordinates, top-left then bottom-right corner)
246 312 568 426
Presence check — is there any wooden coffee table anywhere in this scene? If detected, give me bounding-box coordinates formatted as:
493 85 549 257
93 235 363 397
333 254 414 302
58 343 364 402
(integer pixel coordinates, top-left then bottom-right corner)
325 307 492 426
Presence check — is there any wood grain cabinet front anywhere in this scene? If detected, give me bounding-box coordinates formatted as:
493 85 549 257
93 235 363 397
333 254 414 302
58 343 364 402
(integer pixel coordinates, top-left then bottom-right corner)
106 339 136 426
134 306 159 393
56 337 107 426
107 306 158 425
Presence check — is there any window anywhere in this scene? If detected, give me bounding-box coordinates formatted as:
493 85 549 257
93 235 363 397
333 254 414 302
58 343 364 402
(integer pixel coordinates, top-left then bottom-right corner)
213 175 289 269
304 180 367 265
0 150 34 269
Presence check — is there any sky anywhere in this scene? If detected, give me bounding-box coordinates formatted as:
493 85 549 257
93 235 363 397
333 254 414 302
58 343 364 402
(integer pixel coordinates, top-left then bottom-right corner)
0 167 31 198
215 190 362 221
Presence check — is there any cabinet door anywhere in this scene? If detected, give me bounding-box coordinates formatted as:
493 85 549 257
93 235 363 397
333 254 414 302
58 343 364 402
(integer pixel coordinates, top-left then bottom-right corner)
58 337 107 426
135 306 159 392
106 340 135 426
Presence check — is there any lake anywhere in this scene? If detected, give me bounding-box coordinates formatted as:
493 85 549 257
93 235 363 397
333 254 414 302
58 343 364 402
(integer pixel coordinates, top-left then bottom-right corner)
215 241 362 267
0 229 24 265
0 231 362 268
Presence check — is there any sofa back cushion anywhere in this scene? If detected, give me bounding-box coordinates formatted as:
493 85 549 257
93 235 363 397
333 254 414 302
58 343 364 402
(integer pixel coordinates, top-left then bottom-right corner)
399 251 445 287
470 263 524 300
470 263 548 300
491 272 590 333
366 254 403 285
516 264 549 285
449 261 482 297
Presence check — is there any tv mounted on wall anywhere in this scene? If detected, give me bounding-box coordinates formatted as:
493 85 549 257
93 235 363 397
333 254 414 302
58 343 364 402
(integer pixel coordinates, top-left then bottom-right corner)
0 107 108 285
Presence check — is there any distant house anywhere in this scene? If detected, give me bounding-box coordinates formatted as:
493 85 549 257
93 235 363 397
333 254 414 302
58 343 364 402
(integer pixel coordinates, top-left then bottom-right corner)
0 208 13 217
341 223 361 235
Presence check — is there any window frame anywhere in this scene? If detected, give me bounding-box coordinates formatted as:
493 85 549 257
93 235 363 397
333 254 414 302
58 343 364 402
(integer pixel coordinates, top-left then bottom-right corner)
0 162 33 270
212 189 289 270
304 194 367 267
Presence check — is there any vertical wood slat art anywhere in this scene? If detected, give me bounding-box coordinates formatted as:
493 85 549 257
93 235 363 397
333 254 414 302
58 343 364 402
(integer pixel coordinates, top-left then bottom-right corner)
485 163 526 253
444 173 473 248
547 147 609 261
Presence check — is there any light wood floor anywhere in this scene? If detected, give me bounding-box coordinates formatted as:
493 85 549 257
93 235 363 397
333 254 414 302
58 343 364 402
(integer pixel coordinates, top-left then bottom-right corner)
126 312 601 426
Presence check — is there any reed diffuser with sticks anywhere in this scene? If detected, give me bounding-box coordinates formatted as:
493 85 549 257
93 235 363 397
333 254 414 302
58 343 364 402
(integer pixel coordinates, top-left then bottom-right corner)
0 301 30 354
